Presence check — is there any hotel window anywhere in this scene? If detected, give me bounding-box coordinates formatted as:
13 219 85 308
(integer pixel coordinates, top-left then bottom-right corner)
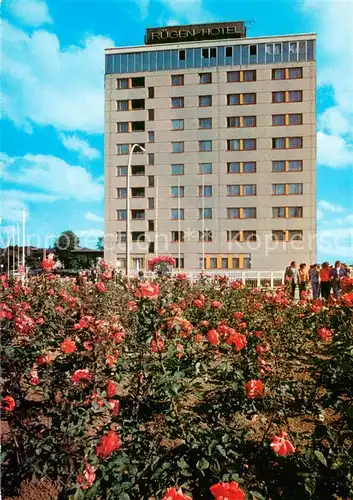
272 230 286 241
243 208 256 218
172 74 184 86
199 230 213 242
227 116 241 128
171 231 184 242
227 71 241 82
117 122 129 133
132 165 145 176
221 257 228 269
288 113 303 125
148 220 154 231
243 93 256 104
172 119 184 130
231 257 239 269
132 187 145 198
131 121 145 132
117 144 129 155
148 198 154 209
272 69 286 80
210 257 218 269
272 114 286 126
148 109 154 121
227 94 240 105
227 139 240 151
148 87 154 98
171 97 184 108
227 185 240 196
272 138 286 149
199 163 212 174
288 206 303 217
243 116 256 127
272 161 286 172
131 99 145 110
272 207 285 218
116 231 127 243
227 230 240 241
244 70 256 81
117 78 129 89
272 184 286 195
148 131 155 143
199 117 212 129
131 231 145 242
117 101 129 111
117 166 127 176
226 46 233 58
179 50 185 61
243 139 256 150
289 230 303 241
171 163 184 175
131 77 145 88
243 184 257 196
172 141 184 153
227 208 240 219
244 231 257 241
227 116 256 128
199 72 212 84
198 208 212 219
148 153 154 165
171 186 184 197
243 162 257 173
175 257 185 269
199 95 212 107
131 210 145 221
249 45 257 56
171 208 184 220
199 140 212 152
117 188 127 199
148 175 154 187
199 185 212 197
117 210 127 221
116 258 126 269
288 137 303 148
288 160 303 172
227 162 241 173
244 257 251 269
288 183 303 194
288 67 303 79
272 91 286 103
288 90 302 102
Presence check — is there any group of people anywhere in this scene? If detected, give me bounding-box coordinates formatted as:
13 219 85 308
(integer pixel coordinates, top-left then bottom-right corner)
284 260 350 299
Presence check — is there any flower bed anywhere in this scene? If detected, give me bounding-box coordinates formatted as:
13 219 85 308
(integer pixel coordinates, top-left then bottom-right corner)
1 274 352 499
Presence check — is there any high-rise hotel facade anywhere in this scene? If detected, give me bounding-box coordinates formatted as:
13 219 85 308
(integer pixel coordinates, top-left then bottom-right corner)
104 22 316 272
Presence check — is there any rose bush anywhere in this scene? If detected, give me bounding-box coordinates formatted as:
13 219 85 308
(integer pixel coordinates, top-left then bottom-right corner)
1 273 352 499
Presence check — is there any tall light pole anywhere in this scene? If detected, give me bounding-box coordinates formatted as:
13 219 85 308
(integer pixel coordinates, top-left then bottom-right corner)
126 144 146 276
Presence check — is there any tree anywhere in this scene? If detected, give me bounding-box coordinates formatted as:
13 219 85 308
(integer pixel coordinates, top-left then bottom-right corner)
54 230 80 269
96 236 104 251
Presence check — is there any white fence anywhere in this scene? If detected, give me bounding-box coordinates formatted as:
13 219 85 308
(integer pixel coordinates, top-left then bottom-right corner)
143 270 285 288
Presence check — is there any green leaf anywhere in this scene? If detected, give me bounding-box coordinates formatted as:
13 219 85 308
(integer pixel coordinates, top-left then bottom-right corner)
85 480 101 498
314 450 327 466
216 445 227 457
197 458 210 471
177 458 188 469
250 491 266 500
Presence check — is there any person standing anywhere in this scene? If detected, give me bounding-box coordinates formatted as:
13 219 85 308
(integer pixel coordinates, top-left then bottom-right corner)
330 260 347 298
309 264 320 299
298 263 309 297
319 262 331 300
284 261 298 299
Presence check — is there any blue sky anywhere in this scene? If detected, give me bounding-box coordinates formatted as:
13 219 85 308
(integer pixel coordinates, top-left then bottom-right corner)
1 0 353 261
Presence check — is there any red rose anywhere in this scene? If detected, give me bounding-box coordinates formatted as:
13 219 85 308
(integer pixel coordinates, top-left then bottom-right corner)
162 487 192 500
96 282 106 293
318 327 333 343
77 461 96 490
270 430 295 456
210 481 246 499
71 369 92 384
128 300 138 311
36 354 54 365
2 395 15 412
207 329 219 346
29 369 39 385
193 295 205 308
60 338 77 354
151 336 165 353
212 300 222 309
233 312 244 320
245 379 264 399
226 331 247 352
96 430 121 459
106 380 118 398
108 399 120 416
137 282 160 299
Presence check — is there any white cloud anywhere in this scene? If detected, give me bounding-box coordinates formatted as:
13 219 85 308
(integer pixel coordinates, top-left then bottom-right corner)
2 153 103 201
317 131 353 168
317 200 346 214
77 229 104 238
5 0 52 27
303 0 353 169
2 20 114 134
60 134 100 160
318 227 353 260
1 189 59 223
137 0 211 24
85 212 104 222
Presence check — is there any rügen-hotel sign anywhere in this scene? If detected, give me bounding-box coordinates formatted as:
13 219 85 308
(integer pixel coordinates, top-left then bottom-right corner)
145 22 247 45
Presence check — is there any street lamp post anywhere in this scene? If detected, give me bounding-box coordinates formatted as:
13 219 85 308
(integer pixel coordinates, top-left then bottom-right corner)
126 144 146 277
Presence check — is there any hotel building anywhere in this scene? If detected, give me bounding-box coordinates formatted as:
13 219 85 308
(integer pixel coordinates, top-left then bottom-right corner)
104 22 316 272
